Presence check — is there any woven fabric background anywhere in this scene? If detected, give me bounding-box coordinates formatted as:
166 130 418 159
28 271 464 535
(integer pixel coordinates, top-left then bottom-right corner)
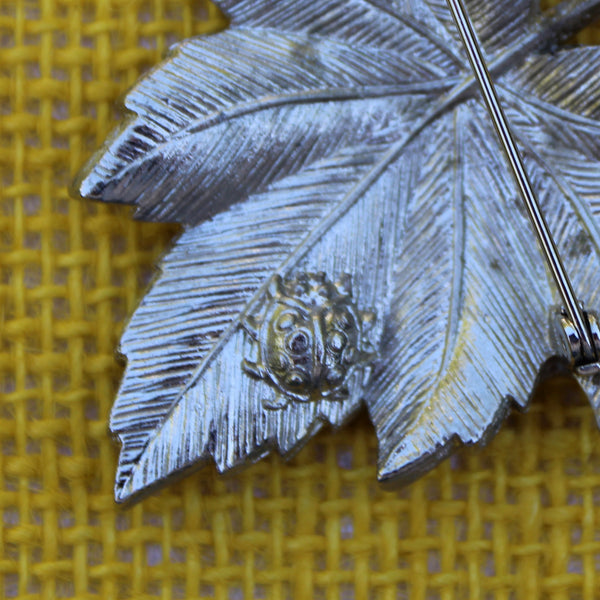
1 1 600 598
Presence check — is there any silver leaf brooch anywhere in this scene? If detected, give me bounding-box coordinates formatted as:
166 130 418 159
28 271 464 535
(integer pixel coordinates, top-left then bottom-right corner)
74 0 600 502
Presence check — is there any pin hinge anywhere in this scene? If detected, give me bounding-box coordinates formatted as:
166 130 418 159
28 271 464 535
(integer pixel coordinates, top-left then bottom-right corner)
553 307 600 376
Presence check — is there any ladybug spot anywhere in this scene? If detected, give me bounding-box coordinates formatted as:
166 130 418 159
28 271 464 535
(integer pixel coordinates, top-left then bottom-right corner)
336 310 354 331
288 331 310 355
287 371 307 388
328 331 347 353
326 367 345 386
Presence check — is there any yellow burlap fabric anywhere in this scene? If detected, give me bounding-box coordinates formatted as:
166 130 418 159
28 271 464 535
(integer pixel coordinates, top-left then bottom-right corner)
2 1 600 598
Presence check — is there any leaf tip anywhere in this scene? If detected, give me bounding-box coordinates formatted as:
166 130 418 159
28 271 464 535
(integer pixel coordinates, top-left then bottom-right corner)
72 114 142 204
376 435 458 488
71 144 114 202
114 481 133 504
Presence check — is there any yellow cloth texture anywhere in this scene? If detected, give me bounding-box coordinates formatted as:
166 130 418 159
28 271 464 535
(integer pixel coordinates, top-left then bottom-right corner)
1 1 600 598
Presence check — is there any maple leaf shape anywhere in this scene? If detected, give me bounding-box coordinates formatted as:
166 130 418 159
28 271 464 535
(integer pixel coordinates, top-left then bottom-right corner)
75 0 600 501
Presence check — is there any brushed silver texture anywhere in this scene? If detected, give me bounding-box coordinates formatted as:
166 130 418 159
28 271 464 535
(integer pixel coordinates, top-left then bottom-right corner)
74 0 600 502
448 0 600 366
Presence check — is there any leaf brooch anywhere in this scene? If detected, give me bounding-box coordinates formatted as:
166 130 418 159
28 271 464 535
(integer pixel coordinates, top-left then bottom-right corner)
75 0 600 502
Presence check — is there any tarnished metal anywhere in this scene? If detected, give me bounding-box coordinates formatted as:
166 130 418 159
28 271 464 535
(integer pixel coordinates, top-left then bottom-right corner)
75 0 600 502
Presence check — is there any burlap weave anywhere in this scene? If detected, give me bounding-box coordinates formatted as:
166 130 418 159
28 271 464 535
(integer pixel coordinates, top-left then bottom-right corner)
1 1 600 598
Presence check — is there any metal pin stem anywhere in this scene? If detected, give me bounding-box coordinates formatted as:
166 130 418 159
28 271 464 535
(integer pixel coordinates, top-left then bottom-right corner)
446 0 597 363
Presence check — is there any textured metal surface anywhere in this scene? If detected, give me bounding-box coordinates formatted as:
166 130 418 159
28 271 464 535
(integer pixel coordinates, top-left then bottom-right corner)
75 0 600 502
448 0 600 366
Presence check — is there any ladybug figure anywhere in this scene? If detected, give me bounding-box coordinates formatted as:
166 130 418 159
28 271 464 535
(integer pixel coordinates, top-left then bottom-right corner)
243 273 375 408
